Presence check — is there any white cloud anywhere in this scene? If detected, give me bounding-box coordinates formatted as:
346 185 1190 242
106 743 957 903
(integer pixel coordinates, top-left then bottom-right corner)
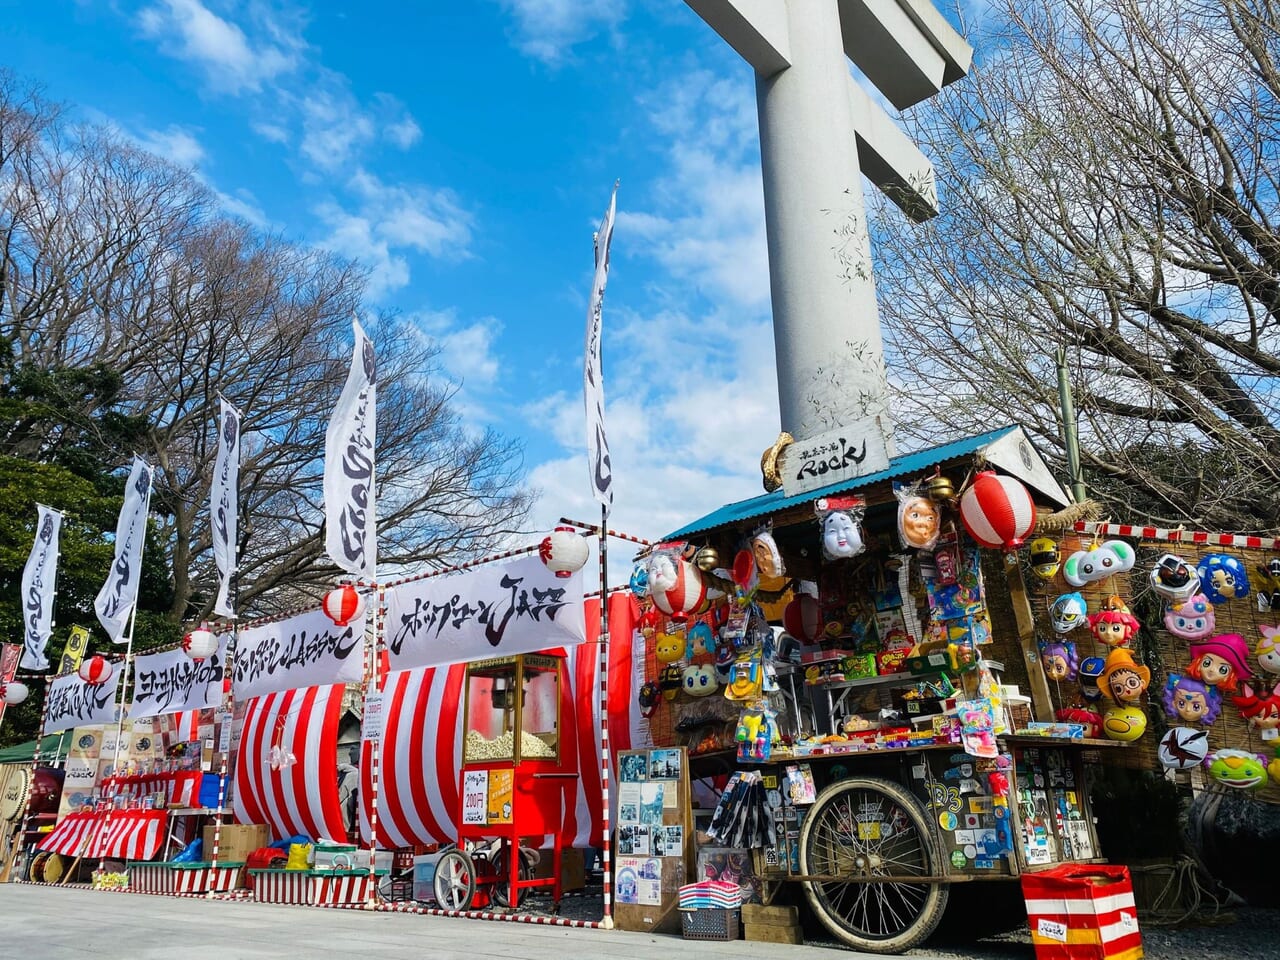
384 114 422 150
214 187 270 228
251 120 289 144
137 0 300 94
495 0 628 65
134 123 206 168
296 84 377 171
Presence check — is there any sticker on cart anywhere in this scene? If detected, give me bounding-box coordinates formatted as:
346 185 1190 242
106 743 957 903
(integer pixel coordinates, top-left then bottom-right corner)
1037 918 1068 942
857 819 882 841
938 811 958 830
963 844 977 860
950 850 967 869
963 813 982 829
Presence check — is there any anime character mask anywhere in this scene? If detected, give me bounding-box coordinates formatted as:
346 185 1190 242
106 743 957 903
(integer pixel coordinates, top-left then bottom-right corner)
1063 540 1136 587
1164 595 1214 640
1257 626 1280 675
1161 674 1222 724
1039 641 1079 682
1028 538 1060 580
1150 554 1200 602
1196 554 1251 604
1050 592 1088 634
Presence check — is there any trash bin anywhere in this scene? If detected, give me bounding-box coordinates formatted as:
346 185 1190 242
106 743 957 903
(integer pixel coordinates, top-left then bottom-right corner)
1021 864 1143 960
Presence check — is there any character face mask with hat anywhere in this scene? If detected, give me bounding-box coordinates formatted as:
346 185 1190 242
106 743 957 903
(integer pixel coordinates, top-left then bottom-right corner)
1187 633 1252 693
1100 648 1151 703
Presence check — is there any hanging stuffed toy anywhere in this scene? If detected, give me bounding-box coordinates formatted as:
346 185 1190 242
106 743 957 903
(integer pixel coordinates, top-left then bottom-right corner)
1232 680 1280 741
1050 592 1088 634
1187 633 1251 692
896 483 942 551
1164 594 1215 640
1161 674 1222 724
1062 540 1136 587
1196 554 1251 604
1257 626 1280 675
1158 728 1210 771
1028 537 1061 581
1039 640 1080 682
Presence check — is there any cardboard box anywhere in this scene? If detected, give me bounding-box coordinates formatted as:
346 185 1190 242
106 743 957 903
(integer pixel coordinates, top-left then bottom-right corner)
532 846 585 892
203 824 270 865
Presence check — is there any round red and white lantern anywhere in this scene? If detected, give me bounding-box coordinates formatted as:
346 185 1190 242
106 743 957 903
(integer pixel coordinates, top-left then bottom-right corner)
539 527 589 578
782 594 823 643
181 622 219 662
322 585 365 628
0 680 29 705
959 471 1036 551
78 656 112 685
650 557 709 618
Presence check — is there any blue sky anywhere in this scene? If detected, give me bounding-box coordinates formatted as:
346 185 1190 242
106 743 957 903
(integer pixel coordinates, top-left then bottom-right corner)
1 1 973 561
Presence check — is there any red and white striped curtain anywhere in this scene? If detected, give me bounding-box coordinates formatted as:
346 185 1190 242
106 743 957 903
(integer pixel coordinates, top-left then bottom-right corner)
359 591 644 848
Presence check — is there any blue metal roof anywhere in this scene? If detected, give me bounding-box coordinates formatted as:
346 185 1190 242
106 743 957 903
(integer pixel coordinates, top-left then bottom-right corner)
663 425 1021 540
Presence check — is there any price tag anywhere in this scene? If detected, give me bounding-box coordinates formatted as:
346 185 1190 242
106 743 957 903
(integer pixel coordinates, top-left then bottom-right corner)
361 694 383 742
462 770 489 825
1037 918 1067 942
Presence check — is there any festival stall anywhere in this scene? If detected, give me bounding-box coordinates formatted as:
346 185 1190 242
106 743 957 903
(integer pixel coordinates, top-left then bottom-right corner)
622 425 1147 954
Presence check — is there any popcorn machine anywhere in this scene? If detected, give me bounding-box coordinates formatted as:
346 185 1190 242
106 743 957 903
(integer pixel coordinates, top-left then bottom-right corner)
436 653 576 909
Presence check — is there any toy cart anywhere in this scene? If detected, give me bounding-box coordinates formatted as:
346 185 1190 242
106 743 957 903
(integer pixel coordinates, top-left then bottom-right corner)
432 654 577 910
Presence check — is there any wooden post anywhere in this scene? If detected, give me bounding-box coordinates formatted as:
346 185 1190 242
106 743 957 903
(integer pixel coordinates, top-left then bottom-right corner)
1005 554 1055 721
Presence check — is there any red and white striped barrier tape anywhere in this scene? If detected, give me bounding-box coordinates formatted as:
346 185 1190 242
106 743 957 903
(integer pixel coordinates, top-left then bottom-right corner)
1072 521 1280 551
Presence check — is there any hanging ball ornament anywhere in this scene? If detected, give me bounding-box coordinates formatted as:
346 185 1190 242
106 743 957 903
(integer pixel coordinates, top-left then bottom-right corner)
0 680 29 705
181 622 219 662
322 584 366 628
959 471 1036 551
78 656 113 685
539 526 589 578
925 473 956 501
694 545 720 573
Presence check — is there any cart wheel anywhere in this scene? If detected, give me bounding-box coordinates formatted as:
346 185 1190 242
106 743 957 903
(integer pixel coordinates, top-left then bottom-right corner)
799 776 949 954
432 850 476 910
490 846 533 909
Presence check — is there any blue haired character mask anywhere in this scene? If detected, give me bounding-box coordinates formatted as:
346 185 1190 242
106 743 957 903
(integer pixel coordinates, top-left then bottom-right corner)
1196 554 1251 604
629 563 649 599
1050 592 1088 634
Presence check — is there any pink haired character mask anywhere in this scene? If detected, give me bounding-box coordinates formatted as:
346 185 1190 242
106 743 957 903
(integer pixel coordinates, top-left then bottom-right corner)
1164 595 1214 640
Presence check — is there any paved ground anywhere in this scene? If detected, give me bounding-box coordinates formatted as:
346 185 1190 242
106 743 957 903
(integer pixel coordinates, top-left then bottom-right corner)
0 883 939 959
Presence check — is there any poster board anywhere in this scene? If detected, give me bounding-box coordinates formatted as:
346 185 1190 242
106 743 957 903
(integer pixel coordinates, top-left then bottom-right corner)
614 746 692 934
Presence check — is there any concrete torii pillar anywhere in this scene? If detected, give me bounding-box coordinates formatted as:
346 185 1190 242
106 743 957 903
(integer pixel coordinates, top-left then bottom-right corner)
685 0 972 453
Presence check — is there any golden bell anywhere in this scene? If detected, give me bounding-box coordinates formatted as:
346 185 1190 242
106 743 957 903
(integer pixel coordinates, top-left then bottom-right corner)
694 546 719 572
926 475 956 501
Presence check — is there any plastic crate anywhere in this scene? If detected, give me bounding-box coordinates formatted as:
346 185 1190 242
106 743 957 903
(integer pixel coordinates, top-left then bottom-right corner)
680 908 740 941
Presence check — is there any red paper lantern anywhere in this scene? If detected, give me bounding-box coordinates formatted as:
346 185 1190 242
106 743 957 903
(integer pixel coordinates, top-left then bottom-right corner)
182 622 219 662
539 527 589 578
78 656 112 685
322 585 365 627
959 471 1036 551
0 680 29 705
783 594 823 643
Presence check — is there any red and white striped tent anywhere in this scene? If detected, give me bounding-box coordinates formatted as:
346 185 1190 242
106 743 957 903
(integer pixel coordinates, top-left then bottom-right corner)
39 808 167 861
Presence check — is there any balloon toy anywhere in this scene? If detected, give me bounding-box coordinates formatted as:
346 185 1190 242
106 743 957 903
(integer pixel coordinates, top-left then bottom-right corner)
1062 540 1136 587
1158 727 1210 771
1231 679 1280 741
957 471 1035 551
1256 626 1280 675
1163 594 1215 641
1197 554 1250 604
1099 649 1150 703
1050 592 1088 634
1039 640 1079 682
1161 674 1222 725
1187 634 1251 692
1205 749 1269 789
1149 554 1200 602
1028 537 1061 581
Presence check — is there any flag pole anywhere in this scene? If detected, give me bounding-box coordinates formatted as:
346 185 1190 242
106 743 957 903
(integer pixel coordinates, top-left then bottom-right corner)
597 503 613 928
0 673 53 883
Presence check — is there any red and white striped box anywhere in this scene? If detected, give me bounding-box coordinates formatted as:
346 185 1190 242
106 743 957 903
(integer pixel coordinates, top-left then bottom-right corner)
314 872 376 906
173 864 244 894
1021 865 1143 960
250 869 313 905
127 863 175 895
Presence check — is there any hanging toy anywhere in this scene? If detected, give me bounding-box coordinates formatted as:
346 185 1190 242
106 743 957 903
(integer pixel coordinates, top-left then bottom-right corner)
660 665 684 701
638 608 661 638
751 527 785 579
1088 606 1140 649
694 545 720 573
1101 705 1147 741
897 483 942 551
1099 649 1150 703
1028 537 1061 580
1205 749 1269 789
817 495 866 561
1062 540 1136 587
958 471 1036 551
1149 554 1201 602
714 644 735 683
1187 633 1251 692
1078 656 1106 701
1196 554 1251 604
638 682 660 718
1255 558 1280 611
682 664 719 698
1039 640 1080 682
687 621 715 656
629 563 650 599
1231 679 1280 741
1161 674 1222 725
1164 594 1215 640
655 631 687 664
1270 748 1280 785
647 547 710 618
1257 626 1280 675
1158 727 1210 771
1050 592 1088 634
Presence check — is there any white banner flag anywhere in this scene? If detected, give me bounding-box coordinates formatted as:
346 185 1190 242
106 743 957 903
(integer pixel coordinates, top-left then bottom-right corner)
211 398 242 617
19 504 62 670
324 319 377 578
95 457 154 644
44 670 120 735
232 606 365 701
584 184 618 518
129 634 230 719
384 555 586 671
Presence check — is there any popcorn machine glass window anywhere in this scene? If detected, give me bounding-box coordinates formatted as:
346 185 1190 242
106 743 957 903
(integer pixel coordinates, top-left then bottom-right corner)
463 654 561 765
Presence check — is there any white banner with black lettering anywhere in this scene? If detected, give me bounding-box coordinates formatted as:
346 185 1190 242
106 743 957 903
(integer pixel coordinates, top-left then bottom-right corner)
44 670 120 735
232 607 365 701
211 397 242 618
95 457 154 644
583 184 617 517
19 504 62 671
384 555 586 671
129 635 230 719
323 319 377 579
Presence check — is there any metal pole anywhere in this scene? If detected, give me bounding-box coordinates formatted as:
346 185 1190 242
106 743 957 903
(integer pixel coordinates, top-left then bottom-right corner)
1 674 53 882
597 503 613 928
1056 346 1087 503
365 583 384 905
95 602 141 875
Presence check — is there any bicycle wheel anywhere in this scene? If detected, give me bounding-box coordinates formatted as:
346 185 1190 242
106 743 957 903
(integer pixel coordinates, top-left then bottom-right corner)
799 776 949 954
432 849 476 910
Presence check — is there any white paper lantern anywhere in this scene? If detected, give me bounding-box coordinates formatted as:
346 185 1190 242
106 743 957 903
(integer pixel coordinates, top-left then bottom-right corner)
539 527 589 578
322 584 365 627
0 680 29 705
182 622 219 662
78 656 112 685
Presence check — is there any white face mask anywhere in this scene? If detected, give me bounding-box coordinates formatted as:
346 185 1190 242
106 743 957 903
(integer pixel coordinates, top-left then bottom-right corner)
822 511 864 559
